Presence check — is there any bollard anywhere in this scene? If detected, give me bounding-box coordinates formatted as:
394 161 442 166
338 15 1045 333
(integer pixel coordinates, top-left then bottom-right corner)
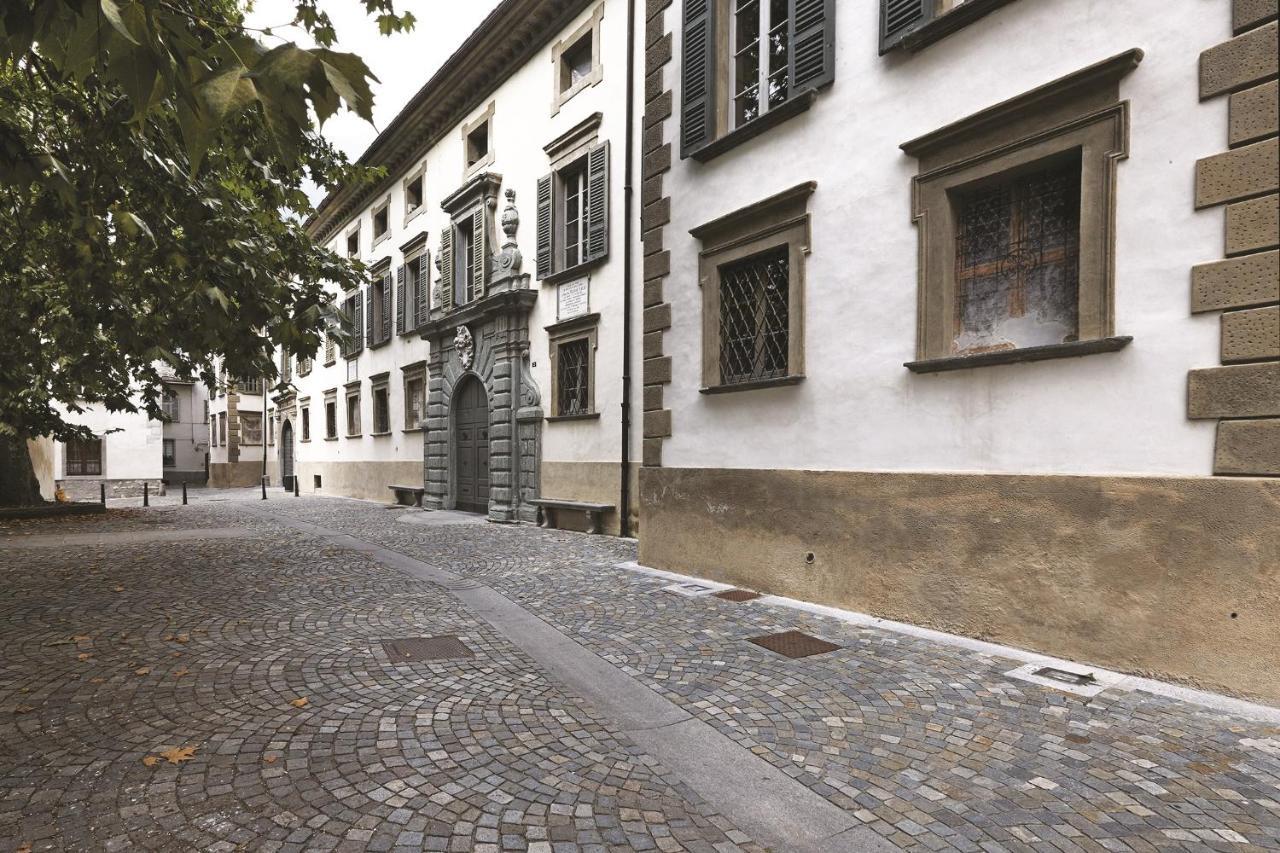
293 476 299 497
143 482 149 507
100 483 106 505
261 476 268 500
182 481 188 505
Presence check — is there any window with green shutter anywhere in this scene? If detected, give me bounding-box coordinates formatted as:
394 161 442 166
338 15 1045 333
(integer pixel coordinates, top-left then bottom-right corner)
535 141 610 281
879 0 1018 55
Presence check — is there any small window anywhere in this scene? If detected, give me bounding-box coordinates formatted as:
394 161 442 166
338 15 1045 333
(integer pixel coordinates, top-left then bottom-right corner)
163 439 176 467
341 292 364 358
345 391 361 436
718 247 792 385
880 0 1009 54
557 339 591 415
346 228 359 257
324 333 336 365
466 123 489 168
211 417 218 447
405 375 426 429
301 407 311 441
404 172 424 215
161 388 179 421
372 385 390 434
461 102 495 174
325 400 337 439
552 5 604 114
372 198 390 243
219 413 227 445
65 437 103 476
267 411 275 446
240 412 263 445
562 34 593 91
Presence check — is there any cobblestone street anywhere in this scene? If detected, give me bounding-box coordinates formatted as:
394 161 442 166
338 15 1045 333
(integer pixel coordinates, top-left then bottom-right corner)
3 492 1279 852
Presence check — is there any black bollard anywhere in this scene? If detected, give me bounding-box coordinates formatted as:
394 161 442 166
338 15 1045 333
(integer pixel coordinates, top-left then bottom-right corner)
182 481 188 505
293 476 299 497
143 482 149 507
261 476 267 500
100 483 106 505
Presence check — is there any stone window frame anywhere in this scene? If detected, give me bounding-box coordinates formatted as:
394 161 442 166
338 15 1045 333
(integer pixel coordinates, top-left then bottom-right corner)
401 361 427 431
345 222 360 258
218 412 227 445
323 389 338 440
344 381 362 437
546 313 600 420
461 101 496 178
369 372 392 436
299 397 311 442
239 411 263 446
879 0 1020 56
64 436 104 477
323 331 336 366
550 4 605 116
371 193 392 247
403 163 427 225
900 49 1142 373
691 181 813 394
539 113 610 283
368 262 394 349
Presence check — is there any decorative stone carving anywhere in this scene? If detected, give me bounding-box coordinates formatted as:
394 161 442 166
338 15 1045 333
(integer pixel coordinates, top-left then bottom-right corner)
455 325 475 370
492 188 524 286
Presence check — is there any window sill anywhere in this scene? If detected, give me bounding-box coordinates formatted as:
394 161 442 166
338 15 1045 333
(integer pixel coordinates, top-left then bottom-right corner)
372 231 391 247
402 426 423 433
324 436 338 442
905 336 1133 374
345 433 362 439
546 412 600 422
370 430 392 437
688 90 818 164
541 257 605 286
892 0 1021 55
700 374 804 394
324 360 336 367
368 339 391 350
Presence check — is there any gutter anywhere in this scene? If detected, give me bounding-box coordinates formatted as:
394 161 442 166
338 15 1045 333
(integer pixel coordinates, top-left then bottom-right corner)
619 0 637 537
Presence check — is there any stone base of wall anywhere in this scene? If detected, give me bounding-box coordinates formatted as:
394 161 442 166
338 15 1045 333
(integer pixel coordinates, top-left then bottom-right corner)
294 460 425 503
638 467 1280 704
540 461 640 536
57 478 164 501
209 462 266 489
163 469 207 486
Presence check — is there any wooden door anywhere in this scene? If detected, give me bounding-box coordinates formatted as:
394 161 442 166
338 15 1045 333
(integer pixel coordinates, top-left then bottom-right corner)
453 378 490 513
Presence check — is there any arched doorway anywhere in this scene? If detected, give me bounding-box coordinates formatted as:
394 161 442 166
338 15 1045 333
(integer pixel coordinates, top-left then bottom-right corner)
280 420 294 491
452 376 490 513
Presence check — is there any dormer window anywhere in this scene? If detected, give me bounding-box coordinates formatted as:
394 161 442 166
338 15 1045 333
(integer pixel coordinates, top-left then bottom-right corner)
460 102 495 175
466 123 489 168
346 228 359 257
551 5 604 114
372 197 390 244
404 171 424 216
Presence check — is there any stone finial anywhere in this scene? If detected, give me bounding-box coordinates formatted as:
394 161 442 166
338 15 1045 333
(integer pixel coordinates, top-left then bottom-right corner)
501 188 520 249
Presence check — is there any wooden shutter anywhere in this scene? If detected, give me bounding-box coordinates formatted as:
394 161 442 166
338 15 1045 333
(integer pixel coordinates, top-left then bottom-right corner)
362 287 372 348
415 253 430 328
880 0 931 53
789 0 835 91
536 174 554 279
380 272 392 343
395 265 406 335
585 142 609 264
352 293 364 352
471 207 487 301
680 0 716 158
439 229 454 313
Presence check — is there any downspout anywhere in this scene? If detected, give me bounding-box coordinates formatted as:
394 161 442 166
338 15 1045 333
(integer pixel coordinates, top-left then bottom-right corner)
619 0 637 537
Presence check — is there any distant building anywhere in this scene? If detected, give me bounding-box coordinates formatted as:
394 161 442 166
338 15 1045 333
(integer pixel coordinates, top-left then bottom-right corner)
49 399 164 501
160 373 210 485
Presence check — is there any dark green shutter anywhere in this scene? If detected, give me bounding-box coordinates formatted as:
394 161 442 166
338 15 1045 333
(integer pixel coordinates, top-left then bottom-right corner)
439 229 453 313
352 293 364 353
415 254 430 327
396 265 406 335
471 208 487 301
789 0 835 91
680 0 716 158
380 272 392 343
536 174 554 279
585 142 609 264
880 0 931 53
364 286 373 348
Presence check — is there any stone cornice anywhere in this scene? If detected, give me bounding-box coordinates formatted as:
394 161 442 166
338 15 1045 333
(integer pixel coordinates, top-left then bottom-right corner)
307 0 595 244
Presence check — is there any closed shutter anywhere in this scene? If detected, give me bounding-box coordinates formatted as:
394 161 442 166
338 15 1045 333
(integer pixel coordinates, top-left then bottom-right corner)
415 254 430 328
789 0 835 91
439 229 454 313
471 207 487 301
880 0 931 53
536 174 554 279
585 142 609 264
352 293 364 353
396 265 406 335
363 287 373 348
680 0 716 158
380 272 392 343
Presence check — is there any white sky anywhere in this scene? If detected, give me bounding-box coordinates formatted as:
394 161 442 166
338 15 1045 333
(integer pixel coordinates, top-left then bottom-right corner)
245 0 503 197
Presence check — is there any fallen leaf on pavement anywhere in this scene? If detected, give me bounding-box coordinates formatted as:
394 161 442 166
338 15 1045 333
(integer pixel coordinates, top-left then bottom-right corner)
158 746 197 765
113 586 124 592
289 698 308 708
16 842 32 853
15 705 34 714
173 669 190 678
77 653 93 662
174 634 190 644
142 755 160 767
134 667 151 676
72 635 92 642
263 755 278 764
90 678 106 684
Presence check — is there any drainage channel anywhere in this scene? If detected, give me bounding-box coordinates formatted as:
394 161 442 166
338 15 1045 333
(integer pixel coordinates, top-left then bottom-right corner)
244 506 897 853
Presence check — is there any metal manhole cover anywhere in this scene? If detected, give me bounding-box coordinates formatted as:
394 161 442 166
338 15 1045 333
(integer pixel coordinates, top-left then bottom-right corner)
381 636 475 662
714 589 761 602
748 630 841 659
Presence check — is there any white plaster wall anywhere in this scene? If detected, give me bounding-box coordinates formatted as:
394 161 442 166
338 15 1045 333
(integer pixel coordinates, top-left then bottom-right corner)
53 402 162 481
291 0 631 477
162 382 210 473
657 0 1229 476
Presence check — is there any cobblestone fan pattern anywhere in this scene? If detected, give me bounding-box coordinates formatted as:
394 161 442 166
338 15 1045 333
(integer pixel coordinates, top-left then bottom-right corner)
254 498 1280 853
0 503 760 852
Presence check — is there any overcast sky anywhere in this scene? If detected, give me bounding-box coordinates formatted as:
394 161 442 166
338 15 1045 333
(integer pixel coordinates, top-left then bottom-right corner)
245 0 503 194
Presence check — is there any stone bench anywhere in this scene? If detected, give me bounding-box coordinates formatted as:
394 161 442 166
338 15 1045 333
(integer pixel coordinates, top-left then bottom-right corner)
388 484 426 507
529 499 615 535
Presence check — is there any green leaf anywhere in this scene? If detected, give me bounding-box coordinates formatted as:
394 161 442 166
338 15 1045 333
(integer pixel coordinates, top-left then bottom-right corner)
99 0 138 45
315 50 376 123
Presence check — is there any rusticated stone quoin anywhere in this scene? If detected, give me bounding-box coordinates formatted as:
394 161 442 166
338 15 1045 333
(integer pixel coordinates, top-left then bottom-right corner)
1199 20 1278 99
1190 250 1280 312
1225 193 1280 255
1187 362 1280 419
1221 305 1280 362
1194 137 1280 209
1215 417 1280 474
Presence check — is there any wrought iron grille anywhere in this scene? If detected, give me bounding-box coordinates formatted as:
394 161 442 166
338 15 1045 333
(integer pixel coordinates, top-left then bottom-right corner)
719 246 790 385
953 159 1081 354
557 338 590 416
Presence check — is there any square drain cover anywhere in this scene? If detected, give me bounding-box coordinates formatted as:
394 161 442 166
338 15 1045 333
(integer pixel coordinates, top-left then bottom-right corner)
714 589 761 602
382 636 475 662
749 630 840 659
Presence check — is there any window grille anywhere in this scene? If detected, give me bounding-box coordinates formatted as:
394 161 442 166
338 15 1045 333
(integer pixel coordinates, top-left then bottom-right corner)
65 438 102 476
719 246 790 385
953 161 1081 355
557 339 591 416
